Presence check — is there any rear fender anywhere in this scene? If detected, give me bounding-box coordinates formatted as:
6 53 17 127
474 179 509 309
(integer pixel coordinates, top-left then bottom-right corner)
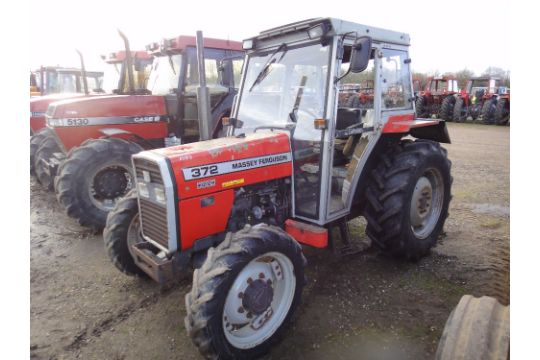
383 114 451 144
98 128 157 149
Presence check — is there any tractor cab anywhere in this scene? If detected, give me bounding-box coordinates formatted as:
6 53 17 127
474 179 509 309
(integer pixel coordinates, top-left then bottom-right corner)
224 18 447 225
423 76 458 96
145 36 244 141
31 66 103 96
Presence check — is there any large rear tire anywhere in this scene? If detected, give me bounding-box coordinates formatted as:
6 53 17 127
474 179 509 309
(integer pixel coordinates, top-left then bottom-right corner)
439 96 455 121
185 224 306 360
495 98 510 126
34 136 62 191
55 138 143 230
30 128 52 174
481 99 497 124
435 295 509 360
415 96 429 118
363 140 452 260
103 189 147 277
452 97 466 122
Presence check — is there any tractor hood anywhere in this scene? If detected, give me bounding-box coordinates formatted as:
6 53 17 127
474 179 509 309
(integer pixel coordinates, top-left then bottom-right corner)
30 93 90 114
142 131 293 200
47 95 167 120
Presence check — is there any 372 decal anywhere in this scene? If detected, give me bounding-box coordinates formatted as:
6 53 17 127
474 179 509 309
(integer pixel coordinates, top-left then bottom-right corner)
190 165 218 179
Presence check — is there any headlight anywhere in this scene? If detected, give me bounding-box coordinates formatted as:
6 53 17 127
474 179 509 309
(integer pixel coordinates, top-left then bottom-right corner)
154 187 166 205
138 182 149 198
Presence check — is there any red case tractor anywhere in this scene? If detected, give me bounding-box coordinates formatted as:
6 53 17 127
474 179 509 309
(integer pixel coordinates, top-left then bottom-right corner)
453 76 509 124
415 76 459 120
35 34 244 230
30 42 153 172
103 18 453 359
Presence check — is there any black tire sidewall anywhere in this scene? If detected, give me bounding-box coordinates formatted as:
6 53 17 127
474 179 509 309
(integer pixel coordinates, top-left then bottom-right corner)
202 232 304 359
399 149 452 256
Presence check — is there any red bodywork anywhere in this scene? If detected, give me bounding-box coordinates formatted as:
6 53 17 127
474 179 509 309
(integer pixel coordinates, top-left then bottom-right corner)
151 132 292 249
49 95 168 150
30 93 93 133
382 113 440 133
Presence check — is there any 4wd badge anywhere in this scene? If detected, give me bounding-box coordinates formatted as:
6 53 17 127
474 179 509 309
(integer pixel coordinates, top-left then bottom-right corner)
196 179 216 189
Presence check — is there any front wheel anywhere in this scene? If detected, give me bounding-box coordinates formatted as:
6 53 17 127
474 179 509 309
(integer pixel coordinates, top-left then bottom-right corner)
495 98 510 125
103 189 147 277
363 140 452 260
34 136 62 191
185 224 306 359
452 97 466 122
30 128 52 174
55 138 143 230
439 96 455 121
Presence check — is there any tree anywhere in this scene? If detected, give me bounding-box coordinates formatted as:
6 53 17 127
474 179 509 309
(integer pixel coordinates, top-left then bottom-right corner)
482 67 510 87
453 68 475 89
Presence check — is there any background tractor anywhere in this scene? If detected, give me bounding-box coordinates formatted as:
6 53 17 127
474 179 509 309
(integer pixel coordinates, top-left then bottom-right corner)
453 76 509 124
415 76 459 120
30 65 103 97
30 33 153 172
34 33 244 230
103 18 453 359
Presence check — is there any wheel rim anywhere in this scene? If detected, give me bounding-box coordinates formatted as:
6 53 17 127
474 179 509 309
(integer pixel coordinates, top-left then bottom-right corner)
126 213 143 258
409 168 444 239
89 164 134 212
222 251 296 349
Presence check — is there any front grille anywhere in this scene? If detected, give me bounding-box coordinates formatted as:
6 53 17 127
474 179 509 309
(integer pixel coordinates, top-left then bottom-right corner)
133 156 170 250
133 158 163 185
139 198 169 249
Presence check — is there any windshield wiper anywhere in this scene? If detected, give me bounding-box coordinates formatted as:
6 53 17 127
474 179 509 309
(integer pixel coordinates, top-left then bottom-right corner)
288 75 308 123
249 43 287 92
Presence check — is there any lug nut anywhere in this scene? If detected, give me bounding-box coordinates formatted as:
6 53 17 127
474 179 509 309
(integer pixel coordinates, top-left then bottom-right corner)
238 292 244 299
259 272 265 279
238 307 244 313
247 277 253 284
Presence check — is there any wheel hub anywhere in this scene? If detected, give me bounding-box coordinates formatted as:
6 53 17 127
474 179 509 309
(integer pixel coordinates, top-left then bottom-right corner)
242 279 274 315
411 176 432 227
93 166 129 199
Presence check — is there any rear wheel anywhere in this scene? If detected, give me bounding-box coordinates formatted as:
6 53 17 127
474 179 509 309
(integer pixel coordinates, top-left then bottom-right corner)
103 189 147 277
439 96 455 121
452 97 466 122
495 98 510 125
30 128 51 174
185 224 306 360
363 140 452 260
481 99 497 124
435 295 509 360
55 138 143 230
415 96 429 118
34 136 62 191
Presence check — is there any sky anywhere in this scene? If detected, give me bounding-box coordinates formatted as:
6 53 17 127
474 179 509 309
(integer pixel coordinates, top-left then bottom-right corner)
29 0 511 75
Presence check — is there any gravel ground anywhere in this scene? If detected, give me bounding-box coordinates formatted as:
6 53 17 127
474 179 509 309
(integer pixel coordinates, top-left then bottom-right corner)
30 122 509 360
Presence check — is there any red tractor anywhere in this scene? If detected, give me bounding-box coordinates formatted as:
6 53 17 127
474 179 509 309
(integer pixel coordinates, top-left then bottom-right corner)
103 18 453 359
35 34 244 230
30 40 153 172
30 65 103 97
452 76 508 124
415 76 459 120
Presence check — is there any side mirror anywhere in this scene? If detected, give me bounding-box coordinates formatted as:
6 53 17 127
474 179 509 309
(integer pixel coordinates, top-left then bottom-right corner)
350 36 372 73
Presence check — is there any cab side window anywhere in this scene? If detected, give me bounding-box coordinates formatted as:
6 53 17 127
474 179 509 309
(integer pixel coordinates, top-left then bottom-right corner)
381 49 413 110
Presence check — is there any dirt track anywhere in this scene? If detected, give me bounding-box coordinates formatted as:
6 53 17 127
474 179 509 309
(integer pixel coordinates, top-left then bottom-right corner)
30 122 510 360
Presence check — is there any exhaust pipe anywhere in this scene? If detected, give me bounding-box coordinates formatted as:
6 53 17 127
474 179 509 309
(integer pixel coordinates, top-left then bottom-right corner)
196 30 211 141
76 49 89 95
117 29 135 94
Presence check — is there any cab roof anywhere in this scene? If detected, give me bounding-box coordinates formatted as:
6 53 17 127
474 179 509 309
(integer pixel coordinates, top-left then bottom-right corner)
146 36 243 56
250 17 410 47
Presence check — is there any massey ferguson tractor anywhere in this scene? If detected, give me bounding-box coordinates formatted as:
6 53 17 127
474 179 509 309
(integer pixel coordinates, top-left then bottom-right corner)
103 18 453 359
453 76 509 124
30 35 153 172
35 34 243 230
415 76 459 120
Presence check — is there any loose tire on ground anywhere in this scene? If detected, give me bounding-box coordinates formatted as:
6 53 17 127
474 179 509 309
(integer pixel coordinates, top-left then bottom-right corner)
363 140 452 260
415 96 429 118
439 96 455 121
185 224 306 360
435 295 509 360
103 189 147 277
452 97 466 122
55 138 143 230
30 128 52 174
34 136 62 191
495 98 510 125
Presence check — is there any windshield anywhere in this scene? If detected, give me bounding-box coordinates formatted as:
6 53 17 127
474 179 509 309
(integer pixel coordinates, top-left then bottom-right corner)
101 63 121 93
147 54 182 95
235 43 330 140
49 72 79 93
